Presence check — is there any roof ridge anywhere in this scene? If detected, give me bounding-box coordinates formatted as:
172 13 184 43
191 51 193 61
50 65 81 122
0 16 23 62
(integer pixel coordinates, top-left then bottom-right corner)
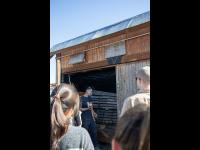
50 11 150 53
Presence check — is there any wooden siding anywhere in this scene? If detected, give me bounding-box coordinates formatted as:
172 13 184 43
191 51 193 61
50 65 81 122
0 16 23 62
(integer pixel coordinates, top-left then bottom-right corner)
126 22 150 38
58 22 150 74
105 41 125 58
62 51 149 73
126 34 150 55
86 47 105 63
116 59 150 116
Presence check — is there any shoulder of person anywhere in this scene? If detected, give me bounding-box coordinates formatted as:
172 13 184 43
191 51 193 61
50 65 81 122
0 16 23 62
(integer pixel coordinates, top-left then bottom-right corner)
79 127 90 135
122 96 135 107
57 126 84 149
67 126 88 136
127 94 138 101
77 127 94 149
78 127 91 137
124 96 132 102
126 93 147 103
134 92 150 98
133 93 150 105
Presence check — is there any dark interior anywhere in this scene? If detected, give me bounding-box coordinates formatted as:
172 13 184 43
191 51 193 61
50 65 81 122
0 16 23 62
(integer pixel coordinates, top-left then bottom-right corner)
64 67 116 93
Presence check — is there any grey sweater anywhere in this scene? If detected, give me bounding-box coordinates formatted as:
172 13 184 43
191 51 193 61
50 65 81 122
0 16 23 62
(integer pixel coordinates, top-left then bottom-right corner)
57 125 94 150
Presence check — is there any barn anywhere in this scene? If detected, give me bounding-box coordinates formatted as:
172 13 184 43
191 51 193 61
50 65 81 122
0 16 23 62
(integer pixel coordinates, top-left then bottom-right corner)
50 11 150 143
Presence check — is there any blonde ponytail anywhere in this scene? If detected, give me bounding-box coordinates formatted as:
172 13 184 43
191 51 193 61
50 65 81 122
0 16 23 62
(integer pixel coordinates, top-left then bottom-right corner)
50 84 79 150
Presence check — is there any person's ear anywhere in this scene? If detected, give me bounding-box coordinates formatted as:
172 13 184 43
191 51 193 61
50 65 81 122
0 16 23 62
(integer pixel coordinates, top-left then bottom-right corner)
112 139 121 150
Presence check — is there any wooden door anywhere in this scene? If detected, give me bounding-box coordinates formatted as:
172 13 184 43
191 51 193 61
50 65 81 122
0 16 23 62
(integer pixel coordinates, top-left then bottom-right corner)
116 59 150 116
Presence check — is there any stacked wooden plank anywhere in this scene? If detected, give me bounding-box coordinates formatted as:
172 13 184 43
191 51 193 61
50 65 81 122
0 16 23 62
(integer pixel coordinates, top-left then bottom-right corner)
91 90 117 143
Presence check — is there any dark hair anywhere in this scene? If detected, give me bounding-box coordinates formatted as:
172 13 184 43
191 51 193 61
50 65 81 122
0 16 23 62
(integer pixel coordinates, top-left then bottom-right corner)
114 104 150 150
86 86 92 91
51 86 58 97
51 83 80 150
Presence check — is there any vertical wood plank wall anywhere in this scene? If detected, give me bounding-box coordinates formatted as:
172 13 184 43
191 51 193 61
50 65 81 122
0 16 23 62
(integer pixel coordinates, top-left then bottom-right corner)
116 59 150 116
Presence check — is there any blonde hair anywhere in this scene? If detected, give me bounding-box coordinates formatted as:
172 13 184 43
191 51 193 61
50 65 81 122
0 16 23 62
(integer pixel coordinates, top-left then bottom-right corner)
136 66 150 84
50 83 80 150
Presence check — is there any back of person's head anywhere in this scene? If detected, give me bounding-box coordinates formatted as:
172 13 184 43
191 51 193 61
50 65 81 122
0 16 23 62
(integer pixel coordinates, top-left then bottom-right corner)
51 83 80 150
136 66 150 85
112 104 150 150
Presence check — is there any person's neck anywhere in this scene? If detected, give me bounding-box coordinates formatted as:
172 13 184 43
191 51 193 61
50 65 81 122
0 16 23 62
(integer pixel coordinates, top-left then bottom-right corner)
84 94 89 97
142 85 150 92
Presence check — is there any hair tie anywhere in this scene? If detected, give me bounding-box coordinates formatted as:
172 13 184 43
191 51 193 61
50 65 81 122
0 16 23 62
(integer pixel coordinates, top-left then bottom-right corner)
53 93 60 101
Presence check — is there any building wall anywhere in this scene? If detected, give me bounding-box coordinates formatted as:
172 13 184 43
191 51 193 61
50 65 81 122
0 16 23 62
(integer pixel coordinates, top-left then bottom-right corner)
126 34 150 55
57 22 150 74
116 59 150 116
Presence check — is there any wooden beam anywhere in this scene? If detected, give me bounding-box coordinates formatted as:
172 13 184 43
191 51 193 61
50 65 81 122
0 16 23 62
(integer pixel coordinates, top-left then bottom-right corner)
54 22 149 56
56 59 61 85
62 52 149 74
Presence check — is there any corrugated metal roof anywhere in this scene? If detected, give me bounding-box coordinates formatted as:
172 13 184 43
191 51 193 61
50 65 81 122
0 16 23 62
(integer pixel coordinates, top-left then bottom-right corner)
50 11 150 53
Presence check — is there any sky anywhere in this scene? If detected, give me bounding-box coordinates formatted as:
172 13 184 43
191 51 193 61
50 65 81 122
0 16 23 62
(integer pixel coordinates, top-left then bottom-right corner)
50 0 150 83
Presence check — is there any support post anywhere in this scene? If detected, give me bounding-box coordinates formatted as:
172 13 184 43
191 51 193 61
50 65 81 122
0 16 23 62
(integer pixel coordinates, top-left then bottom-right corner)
56 58 61 85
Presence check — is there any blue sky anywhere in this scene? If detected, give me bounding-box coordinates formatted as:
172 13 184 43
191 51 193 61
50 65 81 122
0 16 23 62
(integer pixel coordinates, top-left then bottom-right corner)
50 0 150 83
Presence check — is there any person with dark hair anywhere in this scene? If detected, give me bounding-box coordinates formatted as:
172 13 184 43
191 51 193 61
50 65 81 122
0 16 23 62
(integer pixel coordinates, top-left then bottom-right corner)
80 86 99 150
51 83 94 150
112 104 150 150
120 66 150 117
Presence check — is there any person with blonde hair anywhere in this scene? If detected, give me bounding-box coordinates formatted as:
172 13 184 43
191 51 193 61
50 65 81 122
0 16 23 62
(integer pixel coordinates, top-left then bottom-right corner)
50 85 82 127
51 83 94 150
120 66 150 117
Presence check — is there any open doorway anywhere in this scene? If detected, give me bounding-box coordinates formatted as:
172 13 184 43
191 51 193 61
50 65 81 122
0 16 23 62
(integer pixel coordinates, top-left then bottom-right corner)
64 67 117 145
64 67 116 93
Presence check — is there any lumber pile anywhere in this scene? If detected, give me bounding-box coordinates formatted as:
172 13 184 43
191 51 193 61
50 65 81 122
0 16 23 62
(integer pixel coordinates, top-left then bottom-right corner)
91 90 117 143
